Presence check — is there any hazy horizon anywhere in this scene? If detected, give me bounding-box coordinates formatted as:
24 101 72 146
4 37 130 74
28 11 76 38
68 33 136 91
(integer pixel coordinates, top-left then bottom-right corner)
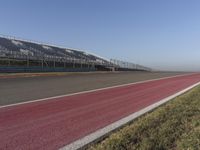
1 0 200 71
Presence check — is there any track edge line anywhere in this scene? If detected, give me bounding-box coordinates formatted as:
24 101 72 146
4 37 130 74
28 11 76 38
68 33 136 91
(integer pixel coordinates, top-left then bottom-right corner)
0 73 195 109
60 81 200 150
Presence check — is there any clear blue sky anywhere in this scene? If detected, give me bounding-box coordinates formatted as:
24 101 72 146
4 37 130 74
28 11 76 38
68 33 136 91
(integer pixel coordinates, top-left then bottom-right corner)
0 0 200 71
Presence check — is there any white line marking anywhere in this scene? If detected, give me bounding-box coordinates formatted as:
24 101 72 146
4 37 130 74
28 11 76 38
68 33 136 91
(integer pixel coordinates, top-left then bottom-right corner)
60 81 200 150
0 73 196 109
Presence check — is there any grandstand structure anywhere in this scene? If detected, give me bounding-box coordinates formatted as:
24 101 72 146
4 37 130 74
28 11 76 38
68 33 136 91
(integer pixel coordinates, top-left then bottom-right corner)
110 59 151 71
0 35 151 72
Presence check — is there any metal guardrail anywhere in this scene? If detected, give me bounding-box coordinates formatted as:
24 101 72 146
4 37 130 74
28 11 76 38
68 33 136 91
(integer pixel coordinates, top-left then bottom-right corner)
0 50 151 71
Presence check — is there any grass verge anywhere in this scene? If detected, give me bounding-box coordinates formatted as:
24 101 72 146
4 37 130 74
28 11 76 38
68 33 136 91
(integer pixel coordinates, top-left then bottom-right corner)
88 85 200 150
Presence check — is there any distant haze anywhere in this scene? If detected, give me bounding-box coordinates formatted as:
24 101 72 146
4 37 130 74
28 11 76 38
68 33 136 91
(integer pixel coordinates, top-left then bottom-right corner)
0 0 200 71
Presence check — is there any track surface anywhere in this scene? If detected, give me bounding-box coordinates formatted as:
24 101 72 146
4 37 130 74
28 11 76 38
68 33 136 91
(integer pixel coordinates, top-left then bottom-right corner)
1 73 200 150
0 72 182 106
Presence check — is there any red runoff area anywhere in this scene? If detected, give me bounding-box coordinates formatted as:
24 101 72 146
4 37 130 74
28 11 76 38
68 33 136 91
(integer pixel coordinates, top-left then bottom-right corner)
1 74 200 150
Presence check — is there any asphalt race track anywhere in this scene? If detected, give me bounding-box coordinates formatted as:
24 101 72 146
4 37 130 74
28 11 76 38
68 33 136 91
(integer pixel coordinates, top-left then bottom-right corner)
0 72 183 106
1 73 200 150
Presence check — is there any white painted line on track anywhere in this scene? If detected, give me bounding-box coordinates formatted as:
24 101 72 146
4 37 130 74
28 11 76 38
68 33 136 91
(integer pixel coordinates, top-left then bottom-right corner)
0 73 196 109
60 81 200 150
